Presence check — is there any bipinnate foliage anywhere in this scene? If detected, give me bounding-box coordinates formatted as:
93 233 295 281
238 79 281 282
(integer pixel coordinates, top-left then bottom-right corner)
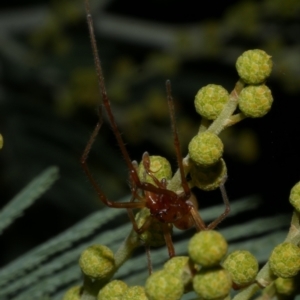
0 189 290 300
0 166 59 235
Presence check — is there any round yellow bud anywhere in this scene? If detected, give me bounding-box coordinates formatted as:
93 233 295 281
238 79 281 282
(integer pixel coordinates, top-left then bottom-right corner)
188 230 228 267
289 181 300 212
135 208 171 247
163 256 195 288
190 158 227 191
223 250 258 286
194 84 229 120
269 242 300 278
275 277 296 296
145 270 184 300
238 85 273 118
236 49 272 84
138 155 172 186
188 132 223 167
122 286 148 300
97 280 128 300
62 286 82 300
193 267 232 299
79 244 115 280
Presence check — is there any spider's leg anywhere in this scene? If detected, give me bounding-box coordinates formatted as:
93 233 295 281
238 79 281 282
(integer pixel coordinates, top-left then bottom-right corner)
80 110 145 209
189 206 207 231
166 80 190 196
144 244 153 275
141 152 162 187
207 177 230 229
161 222 175 258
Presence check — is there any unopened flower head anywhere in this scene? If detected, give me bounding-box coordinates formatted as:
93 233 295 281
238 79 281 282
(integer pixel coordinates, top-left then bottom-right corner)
188 230 228 267
236 49 272 84
145 269 184 300
138 155 172 186
238 84 273 118
190 158 227 191
188 132 223 167
79 244 115 280
193 267 232 300
223 250 258 286
135 208 171 247
122 286 148 300
275 277 296 296
164 256 195 288
62 286 82 300
269 242 300 278
194 84 229 120
289 181 300 212
97 280 128 300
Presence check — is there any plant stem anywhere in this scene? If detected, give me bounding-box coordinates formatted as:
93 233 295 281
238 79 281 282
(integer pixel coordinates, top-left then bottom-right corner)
208 80 244 135
114 229 140 270
232 282 261 300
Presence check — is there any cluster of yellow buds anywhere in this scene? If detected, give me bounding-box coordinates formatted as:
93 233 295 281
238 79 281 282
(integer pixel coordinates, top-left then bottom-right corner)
62 49 300 300
188 49 273 193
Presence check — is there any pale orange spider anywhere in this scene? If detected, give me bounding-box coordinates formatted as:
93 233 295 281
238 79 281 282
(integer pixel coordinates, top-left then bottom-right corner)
81 0 230 259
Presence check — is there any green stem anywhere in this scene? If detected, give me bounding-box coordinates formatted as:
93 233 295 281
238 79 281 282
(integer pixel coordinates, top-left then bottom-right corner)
114 229 140 270
259 282 277 300
232 283 261 300
208 80 244 135
168 156 192 193
285 210 300 244
199 117 212 133
224 113 247 128
256 262 277 288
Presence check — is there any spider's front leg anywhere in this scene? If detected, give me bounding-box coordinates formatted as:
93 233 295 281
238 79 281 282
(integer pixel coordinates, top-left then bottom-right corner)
207 175 230 230
80 107 145 210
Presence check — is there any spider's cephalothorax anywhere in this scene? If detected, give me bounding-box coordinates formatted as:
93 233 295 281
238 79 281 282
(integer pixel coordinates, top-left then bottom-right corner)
145 190 192 223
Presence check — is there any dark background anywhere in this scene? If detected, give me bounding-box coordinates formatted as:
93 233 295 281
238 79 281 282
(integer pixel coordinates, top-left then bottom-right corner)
0 0 300 267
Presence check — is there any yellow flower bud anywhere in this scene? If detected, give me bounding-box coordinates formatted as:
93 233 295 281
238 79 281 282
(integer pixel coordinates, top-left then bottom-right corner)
188 132 223 167
122 286 148 300
97 280 127 300
190 158 227 191
145 270 184 300
135 208 171 247
188 230 228 267
193 267 232 299
163 256 195 289
223 250 258 287
238 84 273 118
269 242 300 278
236 49 272 84
79 244 115 280
275 277 296 296
194 84 229 120
62 286 82 300
289 181 300 212
138 155 172 186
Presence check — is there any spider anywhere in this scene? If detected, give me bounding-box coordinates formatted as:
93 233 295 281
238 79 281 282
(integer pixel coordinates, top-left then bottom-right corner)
81 0 230 259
